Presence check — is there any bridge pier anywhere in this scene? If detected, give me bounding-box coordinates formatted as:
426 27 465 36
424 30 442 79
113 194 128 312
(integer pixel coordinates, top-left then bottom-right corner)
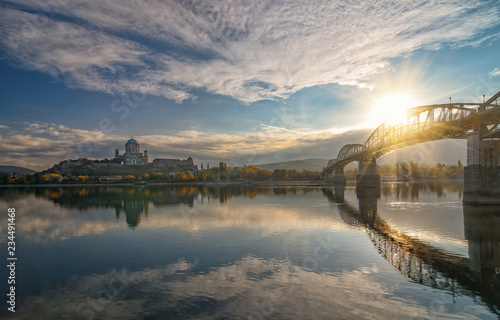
332 167 347 185
324 168 347 185
356 160 381 188
463 135 500 205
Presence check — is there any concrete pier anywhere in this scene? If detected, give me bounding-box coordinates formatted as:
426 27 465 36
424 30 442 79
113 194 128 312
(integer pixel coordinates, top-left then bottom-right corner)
332 167 347 185
463 136 500 205
356 160 380 188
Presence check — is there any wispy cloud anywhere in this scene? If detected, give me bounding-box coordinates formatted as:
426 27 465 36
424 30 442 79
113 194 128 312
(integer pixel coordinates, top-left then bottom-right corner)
1 0 499 103
0 120 467 171
0 121 371 170
490 68 500 77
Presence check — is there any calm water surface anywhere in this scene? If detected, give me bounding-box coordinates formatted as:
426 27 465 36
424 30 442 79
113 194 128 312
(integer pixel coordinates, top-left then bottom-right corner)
0 182 499 319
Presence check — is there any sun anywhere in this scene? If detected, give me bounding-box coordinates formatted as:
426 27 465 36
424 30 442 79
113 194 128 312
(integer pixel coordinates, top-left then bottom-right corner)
368 94 419 127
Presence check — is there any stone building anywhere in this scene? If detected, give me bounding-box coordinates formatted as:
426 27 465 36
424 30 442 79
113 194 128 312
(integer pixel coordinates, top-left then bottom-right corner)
114 138 149 165
152 157 198 172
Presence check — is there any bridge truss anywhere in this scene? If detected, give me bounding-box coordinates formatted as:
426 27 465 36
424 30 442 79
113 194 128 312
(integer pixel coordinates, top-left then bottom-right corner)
323 101 500 175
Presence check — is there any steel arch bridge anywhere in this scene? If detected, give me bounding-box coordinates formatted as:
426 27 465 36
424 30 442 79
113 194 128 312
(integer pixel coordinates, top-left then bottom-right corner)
323 100 500 176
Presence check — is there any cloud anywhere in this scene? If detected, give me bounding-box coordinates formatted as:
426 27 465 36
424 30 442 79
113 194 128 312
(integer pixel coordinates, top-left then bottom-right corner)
1 1 499 103
0 121 373 170
490 68 500 77
0 120 467 170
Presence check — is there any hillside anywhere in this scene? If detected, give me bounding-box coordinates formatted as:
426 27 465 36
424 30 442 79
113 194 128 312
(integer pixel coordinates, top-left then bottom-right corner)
253 158 328 172
0 165 37 175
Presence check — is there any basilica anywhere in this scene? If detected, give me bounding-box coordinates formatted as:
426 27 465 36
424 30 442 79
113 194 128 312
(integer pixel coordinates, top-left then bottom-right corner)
114 138 149 165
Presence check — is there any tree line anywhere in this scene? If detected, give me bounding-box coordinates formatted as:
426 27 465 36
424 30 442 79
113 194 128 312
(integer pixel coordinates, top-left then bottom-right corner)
0 161 465 185
0 165 321 185
345 160 464 179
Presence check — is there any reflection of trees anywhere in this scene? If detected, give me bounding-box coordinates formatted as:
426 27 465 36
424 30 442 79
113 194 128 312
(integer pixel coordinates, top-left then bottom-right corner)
380 181 464 200
21 186 197 228
12 185 297 227
322 186 500 315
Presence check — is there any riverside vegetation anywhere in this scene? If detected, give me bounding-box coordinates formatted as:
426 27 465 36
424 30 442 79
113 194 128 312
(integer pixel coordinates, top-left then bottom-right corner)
0 159 464 185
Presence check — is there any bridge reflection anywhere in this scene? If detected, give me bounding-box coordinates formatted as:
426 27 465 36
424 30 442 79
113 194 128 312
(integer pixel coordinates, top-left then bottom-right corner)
322 187 500 315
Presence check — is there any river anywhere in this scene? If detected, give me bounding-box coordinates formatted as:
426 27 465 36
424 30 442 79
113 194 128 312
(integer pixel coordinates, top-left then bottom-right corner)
0 182 498 319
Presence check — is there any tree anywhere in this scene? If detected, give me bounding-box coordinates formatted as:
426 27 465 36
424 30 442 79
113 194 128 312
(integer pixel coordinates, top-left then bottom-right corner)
409 161 422 179
124 175 135 181
287 169 298 179
272 169 282 180
257 169 272 179
400 162 410 177
175 172 187 180
198 169 209 181
378 164 392 177
457 160 464 177
17 175 26 184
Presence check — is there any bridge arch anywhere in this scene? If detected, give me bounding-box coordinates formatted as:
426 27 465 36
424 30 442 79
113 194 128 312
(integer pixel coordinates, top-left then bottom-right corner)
322 103 500 176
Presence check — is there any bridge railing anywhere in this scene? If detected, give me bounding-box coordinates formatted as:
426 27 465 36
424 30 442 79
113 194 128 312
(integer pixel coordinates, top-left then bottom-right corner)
365 105 476 150
324 104 479 173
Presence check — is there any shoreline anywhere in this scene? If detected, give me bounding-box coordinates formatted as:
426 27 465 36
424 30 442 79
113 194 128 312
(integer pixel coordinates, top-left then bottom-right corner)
0 177 464 188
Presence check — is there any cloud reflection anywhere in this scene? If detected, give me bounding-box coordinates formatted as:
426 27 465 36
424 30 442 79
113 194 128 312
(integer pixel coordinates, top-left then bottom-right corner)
0 186 350 243
6 256 491 319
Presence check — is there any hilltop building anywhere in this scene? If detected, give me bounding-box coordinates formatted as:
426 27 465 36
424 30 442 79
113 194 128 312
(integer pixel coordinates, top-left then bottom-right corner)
114 138 149 165
152 157 198 172
113 138 198 172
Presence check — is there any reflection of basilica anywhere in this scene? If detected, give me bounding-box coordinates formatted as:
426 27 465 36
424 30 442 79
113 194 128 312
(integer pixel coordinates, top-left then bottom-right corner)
322 186 500 313
33 186 196 228
115 199 149 228
33 185 272 229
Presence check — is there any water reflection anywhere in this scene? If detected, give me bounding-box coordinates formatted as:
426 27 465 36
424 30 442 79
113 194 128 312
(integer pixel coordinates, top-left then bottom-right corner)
322 185 500 315
0 185 324 230
380 181 464 200
0 183 499 319
0 186 348 245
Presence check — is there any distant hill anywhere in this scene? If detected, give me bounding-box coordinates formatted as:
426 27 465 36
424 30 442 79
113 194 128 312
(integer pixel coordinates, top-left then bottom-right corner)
253 158 329 172
0 166 37 175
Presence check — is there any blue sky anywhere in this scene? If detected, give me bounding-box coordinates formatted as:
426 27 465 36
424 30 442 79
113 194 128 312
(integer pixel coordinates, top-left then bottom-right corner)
1 0 500 170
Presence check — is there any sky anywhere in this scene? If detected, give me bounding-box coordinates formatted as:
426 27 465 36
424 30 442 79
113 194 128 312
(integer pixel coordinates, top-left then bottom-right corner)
1 0 500 171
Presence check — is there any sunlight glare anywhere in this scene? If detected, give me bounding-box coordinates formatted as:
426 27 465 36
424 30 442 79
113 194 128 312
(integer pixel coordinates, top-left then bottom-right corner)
369 94 419 126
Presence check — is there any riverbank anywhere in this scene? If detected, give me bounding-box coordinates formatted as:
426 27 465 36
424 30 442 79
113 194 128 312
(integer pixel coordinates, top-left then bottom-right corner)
0 177 466 188
0 179 326 188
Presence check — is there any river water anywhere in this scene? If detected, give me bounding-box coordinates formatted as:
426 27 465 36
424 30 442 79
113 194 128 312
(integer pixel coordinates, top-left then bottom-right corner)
0 182 499 319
